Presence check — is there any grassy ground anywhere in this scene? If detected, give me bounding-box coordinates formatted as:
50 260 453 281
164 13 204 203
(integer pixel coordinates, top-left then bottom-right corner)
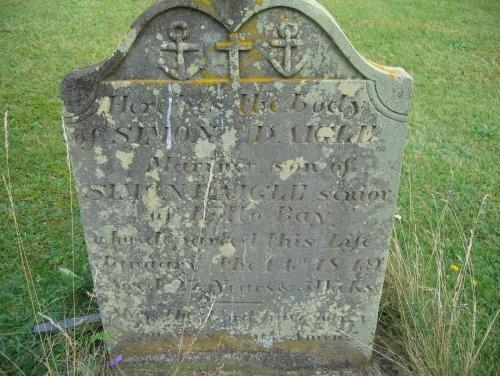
0 0 498 375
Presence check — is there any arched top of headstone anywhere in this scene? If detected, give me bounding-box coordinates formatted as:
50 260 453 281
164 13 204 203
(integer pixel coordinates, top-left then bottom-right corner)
62 0 412 121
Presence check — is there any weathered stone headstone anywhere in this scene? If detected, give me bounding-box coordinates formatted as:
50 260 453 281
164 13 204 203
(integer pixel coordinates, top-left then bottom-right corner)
62 0 412 373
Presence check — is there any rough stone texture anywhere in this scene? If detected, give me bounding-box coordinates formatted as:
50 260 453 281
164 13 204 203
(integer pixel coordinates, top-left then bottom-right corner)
61 0 412 373
109 356 397 375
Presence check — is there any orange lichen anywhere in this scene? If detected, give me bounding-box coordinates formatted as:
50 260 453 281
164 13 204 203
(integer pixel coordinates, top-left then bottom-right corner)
113 331 260 357
104 78 231 86
237 16 267 76
366 59 402 79
104 76 347 87
240 76 321 83
112 331 369 370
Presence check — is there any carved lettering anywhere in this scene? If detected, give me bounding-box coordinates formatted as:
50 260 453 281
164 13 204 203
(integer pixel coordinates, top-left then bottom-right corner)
240 92 279 115
267 233 316 249
290 92 366 118
272 157 356 178
251 125 275 144
148 156 252 175
329 234 371 252
320 189 392 202
74 127 100 150
352 258 383 272
277 206 324 226
83 184 141 201
290 123 376 145
103 256 195 272
309 280 378 295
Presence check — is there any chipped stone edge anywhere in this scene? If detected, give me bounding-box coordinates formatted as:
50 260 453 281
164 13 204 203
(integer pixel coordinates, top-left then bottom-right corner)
61 0 413 121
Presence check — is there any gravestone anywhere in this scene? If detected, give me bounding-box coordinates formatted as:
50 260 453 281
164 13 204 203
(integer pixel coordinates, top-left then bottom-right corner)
62 0 412 373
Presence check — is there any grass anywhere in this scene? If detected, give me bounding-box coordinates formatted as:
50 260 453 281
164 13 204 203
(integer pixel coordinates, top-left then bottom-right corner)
0 0 498 374
379 195 498 375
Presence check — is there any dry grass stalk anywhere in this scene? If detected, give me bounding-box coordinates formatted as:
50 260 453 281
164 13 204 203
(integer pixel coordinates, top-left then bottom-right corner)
172 159 216 375
383 195 498 376
2 111 56 370
2 112 110 375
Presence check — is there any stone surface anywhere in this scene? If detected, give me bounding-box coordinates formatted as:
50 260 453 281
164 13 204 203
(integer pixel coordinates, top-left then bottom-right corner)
110 356 396 375
62 0 412 373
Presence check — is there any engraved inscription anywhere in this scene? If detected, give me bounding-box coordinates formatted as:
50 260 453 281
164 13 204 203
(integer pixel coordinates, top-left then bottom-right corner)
104 87 368 118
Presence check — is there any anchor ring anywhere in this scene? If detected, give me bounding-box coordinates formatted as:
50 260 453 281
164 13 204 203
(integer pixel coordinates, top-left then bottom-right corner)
169 21 189 42
278 22 299 38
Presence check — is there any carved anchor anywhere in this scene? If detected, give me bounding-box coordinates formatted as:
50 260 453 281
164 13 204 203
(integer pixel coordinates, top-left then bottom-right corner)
159 21 205 80
269 22 308 78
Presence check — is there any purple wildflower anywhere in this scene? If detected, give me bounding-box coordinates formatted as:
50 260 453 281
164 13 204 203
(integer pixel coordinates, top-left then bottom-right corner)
106 354 123 367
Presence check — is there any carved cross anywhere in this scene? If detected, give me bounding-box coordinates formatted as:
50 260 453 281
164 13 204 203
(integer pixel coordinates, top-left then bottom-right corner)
216 33 253 80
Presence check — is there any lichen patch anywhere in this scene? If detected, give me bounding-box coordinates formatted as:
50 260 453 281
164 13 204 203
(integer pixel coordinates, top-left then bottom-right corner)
116 151 134 170
94 147 108 165
279 157 307 181
162 279 182 294
221 128 238 155
339 81 361 97
118 28 138 53
97 97 111 116
195 139 216 160
219 243 236 257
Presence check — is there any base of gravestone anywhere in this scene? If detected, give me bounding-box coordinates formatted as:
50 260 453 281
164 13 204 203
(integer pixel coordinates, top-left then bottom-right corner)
106 356 400 376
